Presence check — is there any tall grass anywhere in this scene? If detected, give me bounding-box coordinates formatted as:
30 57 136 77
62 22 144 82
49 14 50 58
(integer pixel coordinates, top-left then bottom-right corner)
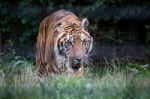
0 53 150 99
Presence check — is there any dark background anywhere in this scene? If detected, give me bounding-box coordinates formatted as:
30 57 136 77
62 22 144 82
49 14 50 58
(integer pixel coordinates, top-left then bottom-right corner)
0 0 150 64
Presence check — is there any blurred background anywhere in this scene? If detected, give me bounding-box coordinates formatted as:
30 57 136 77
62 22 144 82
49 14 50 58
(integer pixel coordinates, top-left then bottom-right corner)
0 0 150 64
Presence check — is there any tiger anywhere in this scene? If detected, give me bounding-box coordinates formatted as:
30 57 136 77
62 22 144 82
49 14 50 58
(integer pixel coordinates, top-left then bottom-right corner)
36 9 93 77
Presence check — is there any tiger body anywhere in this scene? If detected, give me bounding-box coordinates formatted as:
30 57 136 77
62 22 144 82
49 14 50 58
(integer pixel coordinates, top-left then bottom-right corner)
36 10 93 77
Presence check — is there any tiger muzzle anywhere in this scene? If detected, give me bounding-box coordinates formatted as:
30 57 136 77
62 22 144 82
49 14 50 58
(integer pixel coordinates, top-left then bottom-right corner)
70 57 83 71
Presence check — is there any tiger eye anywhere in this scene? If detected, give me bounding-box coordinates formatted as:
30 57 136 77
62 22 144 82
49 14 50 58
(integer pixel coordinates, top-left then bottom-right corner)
65 40 72 48
83 39 88 45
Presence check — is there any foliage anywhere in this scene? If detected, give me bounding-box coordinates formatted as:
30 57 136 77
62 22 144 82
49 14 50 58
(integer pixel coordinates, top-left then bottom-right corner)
99 26 121 43
0 40 34 79
0 55 150 98
0 47 150 98
1 0 150 44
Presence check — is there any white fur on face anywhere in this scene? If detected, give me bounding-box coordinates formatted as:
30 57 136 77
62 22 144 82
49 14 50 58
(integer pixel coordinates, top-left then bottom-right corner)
80 33 85 41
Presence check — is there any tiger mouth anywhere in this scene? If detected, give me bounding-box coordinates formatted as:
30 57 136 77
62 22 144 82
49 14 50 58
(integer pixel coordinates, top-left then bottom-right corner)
71 63 82 71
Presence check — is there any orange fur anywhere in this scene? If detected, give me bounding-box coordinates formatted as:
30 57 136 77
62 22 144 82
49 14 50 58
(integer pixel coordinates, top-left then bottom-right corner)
36 10 93 77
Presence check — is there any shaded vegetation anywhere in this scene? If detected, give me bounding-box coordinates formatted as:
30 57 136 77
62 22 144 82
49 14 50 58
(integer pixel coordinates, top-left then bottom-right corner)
0 0 150 45
0 50 150 99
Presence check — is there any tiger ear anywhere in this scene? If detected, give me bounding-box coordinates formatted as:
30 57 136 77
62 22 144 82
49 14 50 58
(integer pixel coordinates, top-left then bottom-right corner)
81 18 89 30
56 23 63 33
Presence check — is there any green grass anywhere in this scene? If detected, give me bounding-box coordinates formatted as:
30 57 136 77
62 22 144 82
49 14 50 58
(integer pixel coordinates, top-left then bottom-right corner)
0 54 150 99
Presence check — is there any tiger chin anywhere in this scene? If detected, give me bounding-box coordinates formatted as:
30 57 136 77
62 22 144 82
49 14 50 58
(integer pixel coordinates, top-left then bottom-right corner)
36 9 93 77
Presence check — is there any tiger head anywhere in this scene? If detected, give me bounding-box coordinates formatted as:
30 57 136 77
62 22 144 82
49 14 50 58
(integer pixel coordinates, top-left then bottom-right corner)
54 18 93 75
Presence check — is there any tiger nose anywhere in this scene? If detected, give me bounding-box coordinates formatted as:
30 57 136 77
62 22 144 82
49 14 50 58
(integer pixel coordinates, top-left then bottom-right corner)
75 57 83 63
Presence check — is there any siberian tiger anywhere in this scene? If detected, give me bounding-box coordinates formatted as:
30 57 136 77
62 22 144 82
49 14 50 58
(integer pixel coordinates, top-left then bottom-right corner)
36 10 93 77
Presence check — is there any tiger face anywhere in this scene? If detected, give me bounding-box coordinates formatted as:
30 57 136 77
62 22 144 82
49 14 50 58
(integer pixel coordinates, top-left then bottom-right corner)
54 18 93 75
